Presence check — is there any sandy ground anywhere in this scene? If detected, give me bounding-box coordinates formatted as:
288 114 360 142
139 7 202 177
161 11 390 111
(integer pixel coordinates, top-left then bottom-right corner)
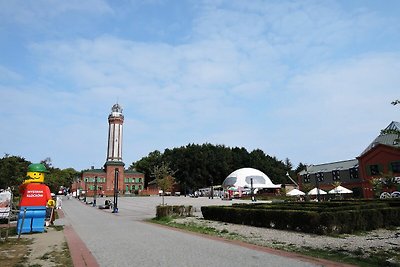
173 216 400 263
21 226 67 267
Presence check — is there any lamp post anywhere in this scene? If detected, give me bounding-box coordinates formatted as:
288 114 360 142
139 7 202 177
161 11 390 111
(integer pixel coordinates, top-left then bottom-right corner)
113 169 119 213
316 172 321 202
251 177 255 202
209 176 214 199
84 178 87 203
93 176 97 207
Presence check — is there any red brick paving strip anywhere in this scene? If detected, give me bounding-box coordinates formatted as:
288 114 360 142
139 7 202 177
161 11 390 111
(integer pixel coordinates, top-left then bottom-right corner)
58 209 99 267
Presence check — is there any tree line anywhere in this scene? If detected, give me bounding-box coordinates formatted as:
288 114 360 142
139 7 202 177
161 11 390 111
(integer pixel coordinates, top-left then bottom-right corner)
130 143 305 192
0 154 79 196
1 144 306 195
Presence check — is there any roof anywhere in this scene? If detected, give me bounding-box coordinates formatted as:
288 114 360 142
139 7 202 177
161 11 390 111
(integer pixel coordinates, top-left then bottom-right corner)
360 121 400 156
125 169 144 174
298 159 358 175
82 167 143 175
222 167 281 189
82 168 106 174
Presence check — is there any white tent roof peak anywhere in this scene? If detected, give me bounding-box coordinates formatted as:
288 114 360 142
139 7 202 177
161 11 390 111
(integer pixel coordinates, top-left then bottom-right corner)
308 188 327 195
222 167 281 189
329 185 353 194
286 188 305 196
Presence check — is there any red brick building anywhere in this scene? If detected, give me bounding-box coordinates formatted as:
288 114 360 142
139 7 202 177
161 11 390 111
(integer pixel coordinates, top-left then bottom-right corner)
72 104 144 197
298 121 400 198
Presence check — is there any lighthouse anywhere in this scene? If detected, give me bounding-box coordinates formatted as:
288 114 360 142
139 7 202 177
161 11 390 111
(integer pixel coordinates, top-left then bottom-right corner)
74 103 145 198
107 103 124 162
104 103 125 194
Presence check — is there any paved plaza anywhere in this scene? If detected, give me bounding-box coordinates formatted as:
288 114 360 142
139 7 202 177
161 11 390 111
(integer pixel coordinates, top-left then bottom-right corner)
59 196 322 267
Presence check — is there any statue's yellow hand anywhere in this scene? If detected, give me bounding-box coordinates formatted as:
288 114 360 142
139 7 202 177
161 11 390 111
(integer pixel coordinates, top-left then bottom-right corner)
47 199 55 207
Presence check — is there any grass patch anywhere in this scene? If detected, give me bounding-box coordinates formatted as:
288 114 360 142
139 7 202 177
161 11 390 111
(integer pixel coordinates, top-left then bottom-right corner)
0 226 73 267
50 225 64 231
286 246 400 267
150 216 220 235
149 216 244 239
0 237 32 267
34 241 73 266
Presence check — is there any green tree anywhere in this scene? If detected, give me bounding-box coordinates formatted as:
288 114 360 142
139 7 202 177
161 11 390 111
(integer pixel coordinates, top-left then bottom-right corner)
46 167 79 193
131 150 163 187
370 178 383 198
131 144 291 192
151 162 176 205
379 172 399 193
0 154 31 195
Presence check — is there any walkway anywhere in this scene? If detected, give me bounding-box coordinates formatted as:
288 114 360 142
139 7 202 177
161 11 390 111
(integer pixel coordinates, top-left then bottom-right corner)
59 196 342 267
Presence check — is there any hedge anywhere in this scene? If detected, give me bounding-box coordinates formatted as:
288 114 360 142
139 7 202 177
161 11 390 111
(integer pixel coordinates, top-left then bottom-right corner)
156 205 193 218
201 201 400 235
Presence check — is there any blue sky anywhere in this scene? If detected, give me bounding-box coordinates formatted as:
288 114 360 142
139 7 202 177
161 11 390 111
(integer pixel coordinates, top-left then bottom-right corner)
0 0 399 172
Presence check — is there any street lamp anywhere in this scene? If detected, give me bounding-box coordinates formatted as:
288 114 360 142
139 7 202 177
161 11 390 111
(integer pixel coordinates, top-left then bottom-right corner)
93 176 97 207
209 176 214 199
113 168 119 213
251 177 256 202
316 172 321 202
84 178 87 203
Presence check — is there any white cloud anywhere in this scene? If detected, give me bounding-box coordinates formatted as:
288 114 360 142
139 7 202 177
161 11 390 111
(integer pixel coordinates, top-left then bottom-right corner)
0 65 22 82
1 0 399 170
0 0 112 25
269 52 400 165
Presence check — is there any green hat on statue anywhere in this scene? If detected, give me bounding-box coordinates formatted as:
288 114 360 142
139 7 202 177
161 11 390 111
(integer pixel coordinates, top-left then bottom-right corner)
27 163 49 173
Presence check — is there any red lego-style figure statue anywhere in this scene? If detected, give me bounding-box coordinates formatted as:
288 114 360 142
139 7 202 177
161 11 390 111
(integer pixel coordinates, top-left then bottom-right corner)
17 163 55 234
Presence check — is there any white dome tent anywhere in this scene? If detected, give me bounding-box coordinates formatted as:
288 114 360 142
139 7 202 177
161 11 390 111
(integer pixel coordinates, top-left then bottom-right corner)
222 168 281 194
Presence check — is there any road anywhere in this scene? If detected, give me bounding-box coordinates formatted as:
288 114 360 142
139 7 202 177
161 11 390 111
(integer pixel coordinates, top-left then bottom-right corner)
60 196 318 267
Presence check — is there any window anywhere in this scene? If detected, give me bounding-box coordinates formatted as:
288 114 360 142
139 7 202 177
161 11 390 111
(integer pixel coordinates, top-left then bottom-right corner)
303 174 310 183
222 177 237 187
369 165 380 176
316 172 324 182
349 167 359 179
391 162 400 173
245 176 266 184
332 170 340 181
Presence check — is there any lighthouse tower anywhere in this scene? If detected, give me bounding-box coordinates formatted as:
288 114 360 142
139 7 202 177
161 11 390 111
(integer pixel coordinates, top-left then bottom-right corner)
107 103 124 162
75 103 145 197
104 103 125 192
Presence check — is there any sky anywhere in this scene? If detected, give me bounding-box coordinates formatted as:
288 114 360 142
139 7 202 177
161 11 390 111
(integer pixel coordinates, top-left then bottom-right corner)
0 0 399 172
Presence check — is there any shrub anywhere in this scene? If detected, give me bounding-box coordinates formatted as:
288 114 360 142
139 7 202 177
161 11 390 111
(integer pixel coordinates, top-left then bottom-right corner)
156 205 193 218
